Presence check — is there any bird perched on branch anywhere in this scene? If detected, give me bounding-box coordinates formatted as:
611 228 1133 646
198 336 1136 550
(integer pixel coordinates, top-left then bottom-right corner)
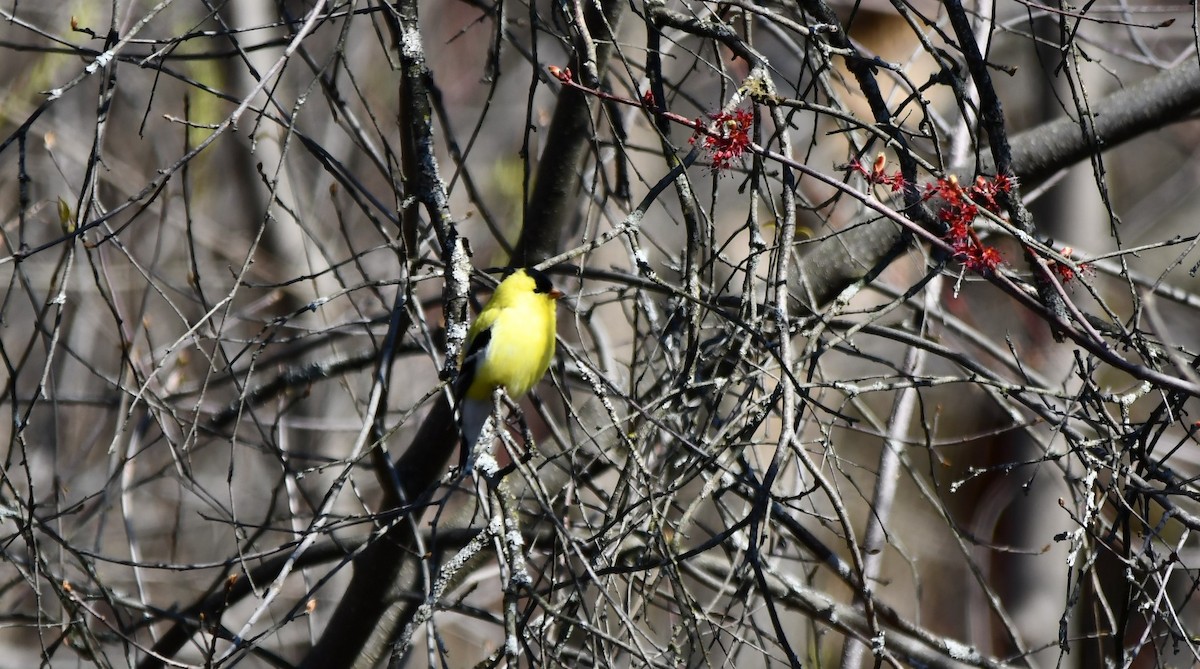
457 267 562 470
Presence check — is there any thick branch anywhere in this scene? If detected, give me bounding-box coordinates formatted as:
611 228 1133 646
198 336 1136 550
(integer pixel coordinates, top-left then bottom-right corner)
982 58 1200 184
797 58 1200 310
513 0 627 265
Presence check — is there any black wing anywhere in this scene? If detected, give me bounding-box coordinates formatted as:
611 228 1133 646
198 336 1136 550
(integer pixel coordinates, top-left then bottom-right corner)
455 327 492 397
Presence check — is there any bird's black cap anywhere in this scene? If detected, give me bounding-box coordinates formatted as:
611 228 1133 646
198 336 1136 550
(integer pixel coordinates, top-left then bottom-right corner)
508 266 556 295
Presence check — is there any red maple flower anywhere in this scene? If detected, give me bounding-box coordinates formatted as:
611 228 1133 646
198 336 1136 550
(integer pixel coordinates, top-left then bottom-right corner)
926 173 1009 274
692 108 753 171
946 219 971 246
990 173 1016 195
1049 246 1091 283
849 153 906 191
925 174 963 202
964 245 1004 273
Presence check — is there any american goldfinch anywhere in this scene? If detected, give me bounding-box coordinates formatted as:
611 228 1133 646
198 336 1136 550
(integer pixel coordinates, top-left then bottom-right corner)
457 267 562 468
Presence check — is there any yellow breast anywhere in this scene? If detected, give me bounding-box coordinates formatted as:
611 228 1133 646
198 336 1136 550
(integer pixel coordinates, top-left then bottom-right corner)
461 270 559 401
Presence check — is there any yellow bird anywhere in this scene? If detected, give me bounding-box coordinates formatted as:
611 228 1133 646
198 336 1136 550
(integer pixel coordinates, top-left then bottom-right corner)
457 267 562 468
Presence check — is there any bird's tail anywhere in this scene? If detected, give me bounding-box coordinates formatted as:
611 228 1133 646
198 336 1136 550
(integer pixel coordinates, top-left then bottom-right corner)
457 398 492 472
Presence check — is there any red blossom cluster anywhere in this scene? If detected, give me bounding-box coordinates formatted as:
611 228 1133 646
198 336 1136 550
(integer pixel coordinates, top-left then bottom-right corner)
926 173 1013 274
846 156 1013 275
691 108 753 171
848 153 906 192
1049 246 1092 283
967 174 1015 212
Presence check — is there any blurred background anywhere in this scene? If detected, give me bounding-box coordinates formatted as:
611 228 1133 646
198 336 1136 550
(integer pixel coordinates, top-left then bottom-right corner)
0 1 1197 667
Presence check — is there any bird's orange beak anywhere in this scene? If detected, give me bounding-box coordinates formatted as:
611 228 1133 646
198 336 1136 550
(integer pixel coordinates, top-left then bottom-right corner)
549 288 565 300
